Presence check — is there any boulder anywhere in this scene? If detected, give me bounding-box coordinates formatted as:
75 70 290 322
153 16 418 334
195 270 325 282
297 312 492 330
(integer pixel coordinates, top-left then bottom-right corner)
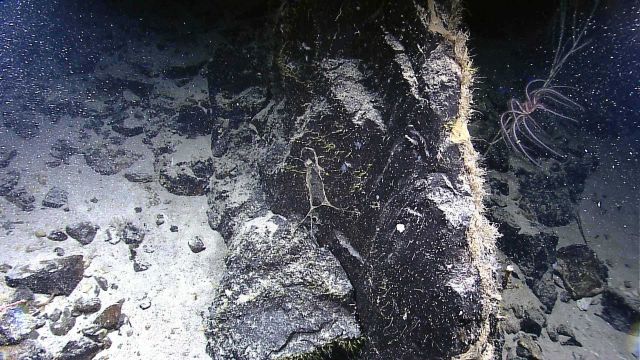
203 1 499 359
5 255 84 296
555 244 608 299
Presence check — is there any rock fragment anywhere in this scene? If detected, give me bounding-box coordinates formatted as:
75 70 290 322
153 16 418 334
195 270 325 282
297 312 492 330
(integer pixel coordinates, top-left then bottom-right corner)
5 255 84 296
66 222 100 245
555 244 608 299
188 236 206 253
42 187 68 208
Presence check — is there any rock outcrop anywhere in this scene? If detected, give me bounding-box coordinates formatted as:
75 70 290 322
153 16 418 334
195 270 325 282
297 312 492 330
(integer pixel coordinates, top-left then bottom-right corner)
204 1 498 359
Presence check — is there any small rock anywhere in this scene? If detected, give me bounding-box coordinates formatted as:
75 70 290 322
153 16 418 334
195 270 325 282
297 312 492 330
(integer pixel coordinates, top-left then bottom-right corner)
48 309 62 322
124 172 154 183
54 247 65 257
93 300 124 330
34 230 47 238
66 222 100 245
0 170 20 196
11 287 35 303
84 144 141 175
5 187 36 211
520 307 547 336
133 259 150 272
58 337 104 360
598 288 640 333
120 222 145 245
47 230 68 242
82 324 109 342
1 339 49 359
50 139 80 164
90 197 99 203
156 214 165 226
0 148 17 168
74 297 101 315
576 297 591 311
515 333 543 359
559 290 571 303
5 255 84 296
531 272 557 313
94 276 108 291
158 157 213 196
0 305 37 345
170 225 178 232
503 312 520 334
555 323 582 346
139 298 151 310
42 187 68 208
50 308 76 336
624 280 633 288
188 236 206 253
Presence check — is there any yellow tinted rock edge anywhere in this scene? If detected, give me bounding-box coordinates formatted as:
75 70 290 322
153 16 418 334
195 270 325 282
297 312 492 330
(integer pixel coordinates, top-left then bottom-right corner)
423 0 501 359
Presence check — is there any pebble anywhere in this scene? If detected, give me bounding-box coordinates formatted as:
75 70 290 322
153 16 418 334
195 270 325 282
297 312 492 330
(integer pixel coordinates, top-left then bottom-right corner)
188 236 206 253
139 298 151 310
34 230 46 238
170 225 178 232
156 214 165 226
47 230 68 242
54 247 65 257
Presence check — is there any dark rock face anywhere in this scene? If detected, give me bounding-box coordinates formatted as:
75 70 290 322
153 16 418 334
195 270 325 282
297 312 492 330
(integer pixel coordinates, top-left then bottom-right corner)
5 255 84 296
66 222 100 245
496 223 558 282
175 104 213 138
204 1 497 359
555 244 608 299
517 156 597 227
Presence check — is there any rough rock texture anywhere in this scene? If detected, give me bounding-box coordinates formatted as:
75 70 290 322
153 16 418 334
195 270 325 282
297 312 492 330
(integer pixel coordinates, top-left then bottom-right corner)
84 143 141 175
0 169 20 196
5 255 84 296
157 156 213 196
42 187 68 208
66 222 100 245
0 306 38 346
204 1 497 359
555 244 608 299
207 212 360 359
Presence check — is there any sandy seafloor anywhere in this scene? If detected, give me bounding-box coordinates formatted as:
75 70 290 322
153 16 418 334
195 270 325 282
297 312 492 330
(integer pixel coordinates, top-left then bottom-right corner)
499 130 640 360
0 10 229 357
0 1 638 359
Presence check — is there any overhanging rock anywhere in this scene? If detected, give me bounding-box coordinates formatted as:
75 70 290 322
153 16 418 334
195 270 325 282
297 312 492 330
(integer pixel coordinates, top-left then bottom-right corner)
205 1 499 359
